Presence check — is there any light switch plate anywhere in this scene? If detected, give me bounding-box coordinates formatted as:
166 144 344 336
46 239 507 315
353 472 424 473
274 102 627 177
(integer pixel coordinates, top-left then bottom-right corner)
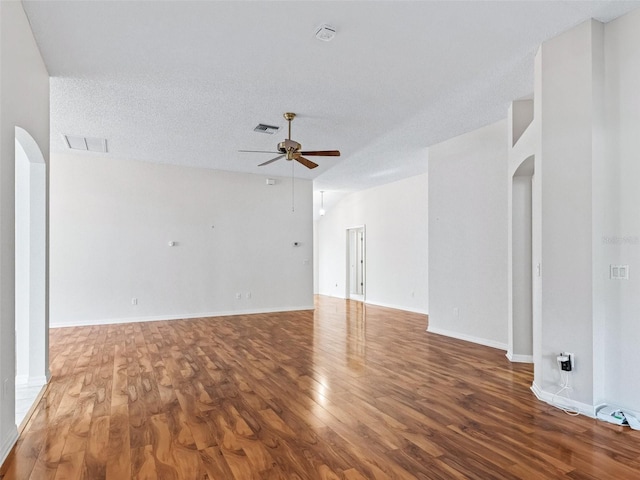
610 264 630 280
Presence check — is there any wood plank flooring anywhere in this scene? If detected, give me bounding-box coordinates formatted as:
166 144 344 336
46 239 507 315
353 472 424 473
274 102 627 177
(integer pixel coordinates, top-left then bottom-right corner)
2 296 640 479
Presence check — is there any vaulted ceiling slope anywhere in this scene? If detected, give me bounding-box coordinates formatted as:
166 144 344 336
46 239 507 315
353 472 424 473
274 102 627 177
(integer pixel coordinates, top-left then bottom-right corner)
22 0 640 194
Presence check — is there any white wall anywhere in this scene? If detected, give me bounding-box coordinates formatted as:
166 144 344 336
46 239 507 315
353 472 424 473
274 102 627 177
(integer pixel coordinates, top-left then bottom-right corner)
428 120 508 350
50 154 314 326
534 20 602 409
0 0 50 464
602 8 640 412
531 11 640 415
316 173 428 314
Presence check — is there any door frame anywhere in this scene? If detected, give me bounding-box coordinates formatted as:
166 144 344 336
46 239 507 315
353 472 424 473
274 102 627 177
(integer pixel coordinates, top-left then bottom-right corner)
346 225 366 302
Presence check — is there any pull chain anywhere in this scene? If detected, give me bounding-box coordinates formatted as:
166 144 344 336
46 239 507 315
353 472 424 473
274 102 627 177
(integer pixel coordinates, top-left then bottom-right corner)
291 159 295 212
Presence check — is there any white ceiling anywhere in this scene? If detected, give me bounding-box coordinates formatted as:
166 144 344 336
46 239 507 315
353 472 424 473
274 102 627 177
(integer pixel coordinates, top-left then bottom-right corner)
22 0 640 210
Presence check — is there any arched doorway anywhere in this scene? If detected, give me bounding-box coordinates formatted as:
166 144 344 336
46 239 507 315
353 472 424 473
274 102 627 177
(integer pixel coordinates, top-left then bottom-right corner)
14 126 48 428
510 155 534 362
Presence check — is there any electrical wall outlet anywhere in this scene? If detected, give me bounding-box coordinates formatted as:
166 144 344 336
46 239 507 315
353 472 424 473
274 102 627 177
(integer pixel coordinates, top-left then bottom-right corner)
558 352 574 371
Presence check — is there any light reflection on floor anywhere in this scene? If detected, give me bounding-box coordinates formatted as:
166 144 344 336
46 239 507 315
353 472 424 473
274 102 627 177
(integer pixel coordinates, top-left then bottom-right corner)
311 299 368 407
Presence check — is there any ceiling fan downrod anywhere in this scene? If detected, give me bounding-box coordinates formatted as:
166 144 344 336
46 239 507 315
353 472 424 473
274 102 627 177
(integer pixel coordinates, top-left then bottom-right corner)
284 112 296 140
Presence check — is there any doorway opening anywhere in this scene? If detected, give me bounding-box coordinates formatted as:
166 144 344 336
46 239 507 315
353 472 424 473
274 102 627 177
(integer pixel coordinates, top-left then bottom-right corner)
510 156 534 363
346 226 365 302
15 127 48 429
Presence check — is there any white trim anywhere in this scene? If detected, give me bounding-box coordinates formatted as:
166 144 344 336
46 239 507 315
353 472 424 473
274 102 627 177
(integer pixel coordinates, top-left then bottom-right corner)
346 225 366 302
530 382 597 417
313 295 428 316
365 299 428 315
1 426 19 467
15 375 48 387
50 305 315 328
16 382 48 434
318 292 346 300
426 326 508 351
505 351 533 363
345 224 366 231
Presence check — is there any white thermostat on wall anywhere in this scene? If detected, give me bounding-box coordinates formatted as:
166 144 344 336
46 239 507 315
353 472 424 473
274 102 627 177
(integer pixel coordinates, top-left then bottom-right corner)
168 241 175 247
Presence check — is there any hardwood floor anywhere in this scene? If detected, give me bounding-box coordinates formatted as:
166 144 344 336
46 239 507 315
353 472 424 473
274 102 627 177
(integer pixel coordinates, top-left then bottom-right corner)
2 296 639 479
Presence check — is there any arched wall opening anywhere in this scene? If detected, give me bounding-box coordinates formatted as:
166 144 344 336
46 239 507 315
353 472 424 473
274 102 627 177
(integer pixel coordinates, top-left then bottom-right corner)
510 155 535 363
14 126 48 428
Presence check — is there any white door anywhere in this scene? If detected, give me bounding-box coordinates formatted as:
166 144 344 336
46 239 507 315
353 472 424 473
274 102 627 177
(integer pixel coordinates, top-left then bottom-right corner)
347 227 365 302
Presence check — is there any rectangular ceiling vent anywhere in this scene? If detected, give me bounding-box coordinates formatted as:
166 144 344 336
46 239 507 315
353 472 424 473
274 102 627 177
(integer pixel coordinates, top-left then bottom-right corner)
253 124 279 134
63 135 108 153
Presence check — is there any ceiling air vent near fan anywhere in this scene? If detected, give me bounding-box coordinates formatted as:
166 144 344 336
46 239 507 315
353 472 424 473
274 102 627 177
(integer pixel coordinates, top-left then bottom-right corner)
254 124 279 134
63 134 108 153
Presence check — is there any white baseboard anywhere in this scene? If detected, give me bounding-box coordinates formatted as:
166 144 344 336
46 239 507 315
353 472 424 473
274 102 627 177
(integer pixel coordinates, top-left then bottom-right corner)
317 292 345 300
1 425 19 467
505 351 533 363
427 325 508 351
15 375 48 387
364 299 428 315
17 382 49 434
50 304 315 328
530 381 597 417
315 294 428 316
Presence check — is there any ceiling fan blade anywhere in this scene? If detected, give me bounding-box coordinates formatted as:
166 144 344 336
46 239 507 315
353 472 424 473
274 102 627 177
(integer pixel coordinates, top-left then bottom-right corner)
258 155 285 166
295 156 319 169
299 150 341 157
239 150 280 154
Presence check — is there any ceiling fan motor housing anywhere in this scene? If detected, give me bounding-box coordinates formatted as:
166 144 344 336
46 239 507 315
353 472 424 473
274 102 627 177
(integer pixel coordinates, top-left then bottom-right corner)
278 139 302 158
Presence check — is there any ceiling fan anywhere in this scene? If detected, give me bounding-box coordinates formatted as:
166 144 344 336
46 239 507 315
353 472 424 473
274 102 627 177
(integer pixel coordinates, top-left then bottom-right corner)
239 112 340 169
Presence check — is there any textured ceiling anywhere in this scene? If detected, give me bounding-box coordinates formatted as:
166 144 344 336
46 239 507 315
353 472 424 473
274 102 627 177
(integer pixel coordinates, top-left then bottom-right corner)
22 0 640 211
